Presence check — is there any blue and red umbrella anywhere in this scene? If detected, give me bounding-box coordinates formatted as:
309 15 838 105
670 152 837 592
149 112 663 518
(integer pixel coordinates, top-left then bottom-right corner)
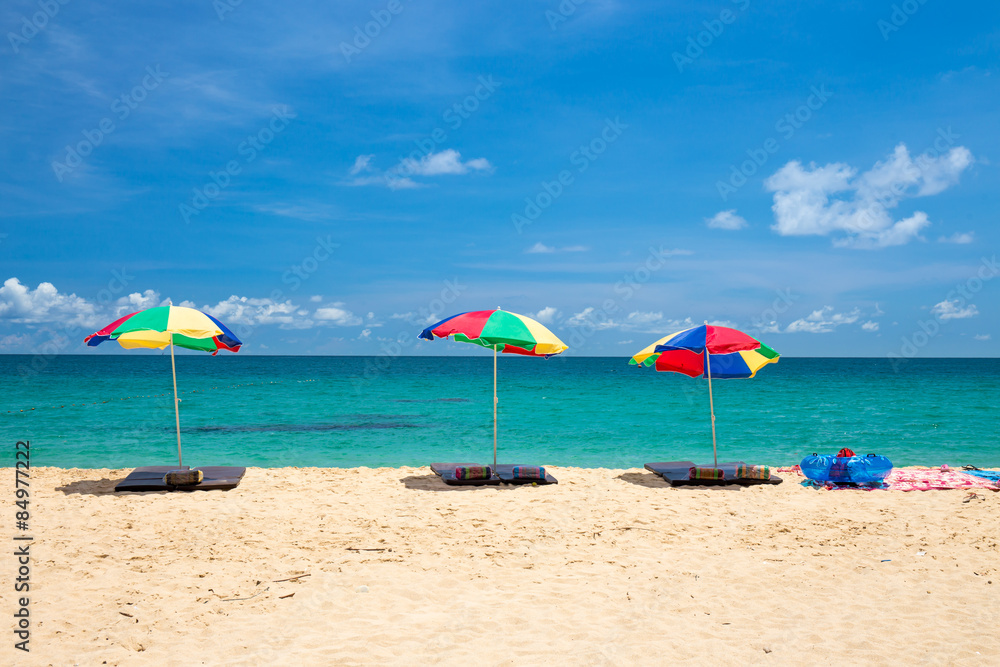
631 323 779 468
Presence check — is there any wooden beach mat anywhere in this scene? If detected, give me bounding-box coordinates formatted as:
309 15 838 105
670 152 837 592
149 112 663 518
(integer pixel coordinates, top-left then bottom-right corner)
428 462 502 486
494 464 558 485
114 466 247 492
645 461 783 487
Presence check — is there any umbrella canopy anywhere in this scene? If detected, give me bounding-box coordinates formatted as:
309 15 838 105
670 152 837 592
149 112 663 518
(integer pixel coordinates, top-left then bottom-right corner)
631 326 778 378
419 308 568 466
85 305 241 354
630 323 779 468
419 309 567 357
84 305 242 467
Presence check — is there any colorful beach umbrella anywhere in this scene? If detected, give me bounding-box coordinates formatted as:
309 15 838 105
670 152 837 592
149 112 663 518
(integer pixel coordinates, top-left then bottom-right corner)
84 305 242 467
419 308 568 466
630 322 779 468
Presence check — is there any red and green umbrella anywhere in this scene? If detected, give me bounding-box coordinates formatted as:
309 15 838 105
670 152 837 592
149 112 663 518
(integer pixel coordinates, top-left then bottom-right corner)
419 308 568 465
84 305 242 467
630 323 779 468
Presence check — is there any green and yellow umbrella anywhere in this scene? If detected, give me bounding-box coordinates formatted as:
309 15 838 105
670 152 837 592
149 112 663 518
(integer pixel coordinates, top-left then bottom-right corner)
85 305 242 467
419 308 568 466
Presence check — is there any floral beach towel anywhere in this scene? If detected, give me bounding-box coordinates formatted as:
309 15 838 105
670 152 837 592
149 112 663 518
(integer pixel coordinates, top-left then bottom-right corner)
801 467 1000 491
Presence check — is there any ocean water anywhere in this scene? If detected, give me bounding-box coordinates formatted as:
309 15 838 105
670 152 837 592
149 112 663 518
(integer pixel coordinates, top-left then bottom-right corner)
1 355 998 469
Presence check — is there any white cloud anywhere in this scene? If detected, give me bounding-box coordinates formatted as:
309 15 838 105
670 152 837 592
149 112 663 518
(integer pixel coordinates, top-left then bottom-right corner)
525 243 589 254
313 303 363 326
624 311 664 327
252 203 339 222
930 299 978 320
626 315 699 333
765 143 974 249
974 334 991 341
343 174 421 190
938 232 975 244
358 328 372 339
0 333 31 350
861 321 879 332
785 307 861 333
534 306 558 324
202 295 311 329
0 278 102 328
397 149 492 177
384 176 420 190
309 295 323 302
113 290 166 316
563 309 699 334
391 311 439 325
617 339 634 345
345 149 492 189
566 307 618 330
706 209 748 230
349 154 374 175
0 279 369 337
341 154 421 190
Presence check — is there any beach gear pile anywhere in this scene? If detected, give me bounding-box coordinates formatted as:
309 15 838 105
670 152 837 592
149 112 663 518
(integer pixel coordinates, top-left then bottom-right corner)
796 451 1000 491
800 448 893 487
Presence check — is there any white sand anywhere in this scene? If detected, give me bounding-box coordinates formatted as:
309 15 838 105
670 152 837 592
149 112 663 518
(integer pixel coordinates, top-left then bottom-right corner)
6 466 999 665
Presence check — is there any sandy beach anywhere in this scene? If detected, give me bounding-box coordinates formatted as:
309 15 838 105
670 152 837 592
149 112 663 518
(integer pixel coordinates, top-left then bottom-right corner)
6 466 999 666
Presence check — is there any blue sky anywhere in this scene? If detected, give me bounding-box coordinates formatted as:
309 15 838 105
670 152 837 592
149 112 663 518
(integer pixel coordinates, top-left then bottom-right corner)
1 0 997 357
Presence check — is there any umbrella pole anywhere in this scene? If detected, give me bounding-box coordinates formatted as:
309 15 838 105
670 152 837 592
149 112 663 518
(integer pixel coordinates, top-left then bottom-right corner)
170 335 183 468
706 348 717 469
493 344 498 469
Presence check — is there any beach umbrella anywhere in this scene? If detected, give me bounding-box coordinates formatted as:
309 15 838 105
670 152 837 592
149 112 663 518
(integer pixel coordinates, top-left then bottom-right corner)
83 305 242 467
630 322 778 468
419 308 568 466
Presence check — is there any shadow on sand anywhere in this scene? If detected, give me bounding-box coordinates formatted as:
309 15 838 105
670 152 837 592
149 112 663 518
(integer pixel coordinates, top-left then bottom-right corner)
615 471 744 491
55 477 126 496
399 474 517 492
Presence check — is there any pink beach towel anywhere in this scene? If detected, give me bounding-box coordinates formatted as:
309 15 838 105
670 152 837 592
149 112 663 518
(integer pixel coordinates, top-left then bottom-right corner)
884 468 1000 492
803 467 1000 492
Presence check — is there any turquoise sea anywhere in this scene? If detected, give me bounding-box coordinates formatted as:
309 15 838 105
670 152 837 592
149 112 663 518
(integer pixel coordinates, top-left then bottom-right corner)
1 355 997 469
